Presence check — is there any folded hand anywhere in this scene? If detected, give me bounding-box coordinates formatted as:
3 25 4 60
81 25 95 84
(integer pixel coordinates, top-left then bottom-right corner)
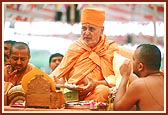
120 59 132 79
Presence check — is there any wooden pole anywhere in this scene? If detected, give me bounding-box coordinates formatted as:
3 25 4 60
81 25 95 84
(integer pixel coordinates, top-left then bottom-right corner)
152 4 158 44
70 4 75 24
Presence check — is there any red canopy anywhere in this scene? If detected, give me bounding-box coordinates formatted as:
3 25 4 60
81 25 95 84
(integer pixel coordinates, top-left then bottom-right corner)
4 3 164 22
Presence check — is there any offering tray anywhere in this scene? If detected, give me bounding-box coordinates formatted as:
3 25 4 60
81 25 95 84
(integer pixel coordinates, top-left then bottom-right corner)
56 84 84 91
65 101 90 109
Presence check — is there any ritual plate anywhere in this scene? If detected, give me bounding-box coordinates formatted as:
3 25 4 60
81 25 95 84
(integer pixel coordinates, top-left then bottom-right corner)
65 101 90 109
56 84 84 91
21 67 56 92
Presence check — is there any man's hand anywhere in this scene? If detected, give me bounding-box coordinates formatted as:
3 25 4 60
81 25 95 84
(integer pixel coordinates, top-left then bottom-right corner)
6 66 18 85
54 76 65 84
120 59 132 79
8 70 17 78
79 77 96 99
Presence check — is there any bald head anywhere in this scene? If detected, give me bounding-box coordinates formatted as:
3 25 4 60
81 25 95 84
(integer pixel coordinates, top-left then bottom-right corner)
136 44 161 70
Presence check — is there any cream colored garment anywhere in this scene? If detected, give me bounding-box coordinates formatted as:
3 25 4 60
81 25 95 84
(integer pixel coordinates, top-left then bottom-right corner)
109 52 127 88
118 45 134 59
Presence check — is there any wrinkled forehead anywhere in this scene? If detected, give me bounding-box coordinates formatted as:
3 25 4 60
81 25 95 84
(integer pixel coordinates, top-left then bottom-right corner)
82 23 98 28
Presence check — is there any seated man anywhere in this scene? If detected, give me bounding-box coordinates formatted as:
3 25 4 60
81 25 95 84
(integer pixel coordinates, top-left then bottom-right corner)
4 40 16 59
50 8 134 102
4 54 10 66
4 40 16 66
4 41 35 105
113 44 164 111
49 53 64 72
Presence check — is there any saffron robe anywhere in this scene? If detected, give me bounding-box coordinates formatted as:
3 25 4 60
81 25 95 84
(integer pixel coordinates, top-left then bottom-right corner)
50 35 120 102
51 35 119 86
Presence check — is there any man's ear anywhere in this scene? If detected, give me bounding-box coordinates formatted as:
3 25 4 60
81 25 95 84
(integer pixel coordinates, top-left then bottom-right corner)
49 63 51 68
28 55 31 59
100 26 104 35
101 26 104 31
138 62 144 71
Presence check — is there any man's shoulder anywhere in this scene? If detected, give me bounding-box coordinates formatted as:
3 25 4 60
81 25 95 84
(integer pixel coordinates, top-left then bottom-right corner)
129 78 146 89
132 78 145 83
4 65 12 74
27 63 36 69
4 65 10 77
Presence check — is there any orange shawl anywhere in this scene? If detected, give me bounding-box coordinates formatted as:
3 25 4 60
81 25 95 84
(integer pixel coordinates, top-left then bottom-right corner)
51 35 119 86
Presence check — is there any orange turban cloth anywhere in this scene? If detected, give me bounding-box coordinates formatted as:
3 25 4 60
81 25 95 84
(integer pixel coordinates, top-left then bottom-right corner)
81 8 105 26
